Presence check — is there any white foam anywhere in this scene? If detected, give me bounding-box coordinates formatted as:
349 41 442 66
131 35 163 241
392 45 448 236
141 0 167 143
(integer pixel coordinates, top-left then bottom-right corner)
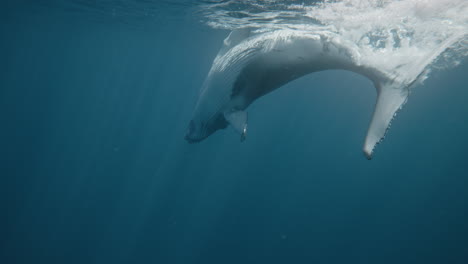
201 0 467 87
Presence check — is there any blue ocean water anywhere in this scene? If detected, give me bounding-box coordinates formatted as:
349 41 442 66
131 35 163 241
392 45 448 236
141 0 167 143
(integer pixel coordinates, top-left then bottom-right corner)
1 1 468 264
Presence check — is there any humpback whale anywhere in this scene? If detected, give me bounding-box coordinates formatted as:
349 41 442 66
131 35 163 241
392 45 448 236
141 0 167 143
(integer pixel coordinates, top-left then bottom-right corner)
185 29 414 159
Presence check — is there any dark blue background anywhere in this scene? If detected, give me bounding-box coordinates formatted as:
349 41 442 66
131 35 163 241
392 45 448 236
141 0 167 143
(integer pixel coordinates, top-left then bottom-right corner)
1 2 467 264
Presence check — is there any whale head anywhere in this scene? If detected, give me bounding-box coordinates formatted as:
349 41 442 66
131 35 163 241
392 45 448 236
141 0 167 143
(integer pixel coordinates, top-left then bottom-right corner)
185 75 230 143
184 113 228 143
185 28 256 144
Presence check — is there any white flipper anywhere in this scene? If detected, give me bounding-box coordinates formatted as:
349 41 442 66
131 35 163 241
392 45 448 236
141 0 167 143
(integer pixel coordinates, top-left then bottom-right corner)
217 28 251 58
224 110 248 142
363 83 409 159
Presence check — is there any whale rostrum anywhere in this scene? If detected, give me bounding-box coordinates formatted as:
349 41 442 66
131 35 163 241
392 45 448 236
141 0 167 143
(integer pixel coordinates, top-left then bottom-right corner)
185 28 413 159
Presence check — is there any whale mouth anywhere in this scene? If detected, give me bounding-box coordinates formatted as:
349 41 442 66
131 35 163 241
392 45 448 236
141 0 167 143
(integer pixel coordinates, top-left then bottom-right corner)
185 114 229 144
184 120 207 143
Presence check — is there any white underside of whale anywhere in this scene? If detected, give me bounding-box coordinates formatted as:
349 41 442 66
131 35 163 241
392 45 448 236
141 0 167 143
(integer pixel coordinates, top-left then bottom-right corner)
191 28 459 159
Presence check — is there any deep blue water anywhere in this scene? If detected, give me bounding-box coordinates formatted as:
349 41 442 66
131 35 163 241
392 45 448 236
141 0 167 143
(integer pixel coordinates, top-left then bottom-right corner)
1 2 468 264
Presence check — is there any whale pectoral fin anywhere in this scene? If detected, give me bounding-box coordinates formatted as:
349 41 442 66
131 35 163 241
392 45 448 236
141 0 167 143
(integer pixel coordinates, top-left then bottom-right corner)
218 28 251 57
224 110 248 142
363 84 409 159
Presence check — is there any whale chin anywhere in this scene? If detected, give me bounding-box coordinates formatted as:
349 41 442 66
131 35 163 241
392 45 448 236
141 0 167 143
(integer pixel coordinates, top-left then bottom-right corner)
184 120 208 143
184 114 229 144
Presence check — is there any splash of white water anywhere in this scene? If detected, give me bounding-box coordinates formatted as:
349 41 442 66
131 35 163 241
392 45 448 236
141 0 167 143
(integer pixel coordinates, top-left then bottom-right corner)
201 0 467 87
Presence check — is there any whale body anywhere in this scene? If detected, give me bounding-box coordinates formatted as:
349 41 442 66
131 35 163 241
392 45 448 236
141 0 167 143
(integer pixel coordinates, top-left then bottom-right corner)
185 29 412 159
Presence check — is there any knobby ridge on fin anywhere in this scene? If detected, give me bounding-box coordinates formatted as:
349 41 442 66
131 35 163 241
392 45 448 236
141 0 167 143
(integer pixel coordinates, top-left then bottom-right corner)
363 82 409 159
224 110 248 142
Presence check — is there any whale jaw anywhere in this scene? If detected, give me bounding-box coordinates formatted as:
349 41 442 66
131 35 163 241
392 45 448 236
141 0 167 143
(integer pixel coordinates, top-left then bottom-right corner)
184 114 229 144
